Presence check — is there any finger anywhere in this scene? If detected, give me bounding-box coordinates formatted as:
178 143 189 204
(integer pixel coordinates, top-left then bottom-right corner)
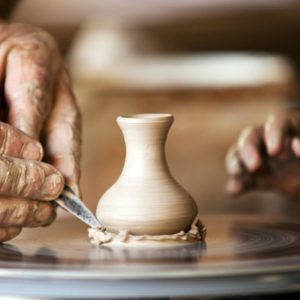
225 177 245 195
4 46 55 138
226 168 255 195
0 198 56 228
291 137 300 158
264 113 289 156
43 70 81 195
0 156 64 200
0 227 22 243
0 122 43 160
237 127 263 172
225 145 243 176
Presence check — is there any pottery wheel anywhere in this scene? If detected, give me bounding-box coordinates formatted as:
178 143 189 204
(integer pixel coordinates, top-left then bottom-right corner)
0 214 299 299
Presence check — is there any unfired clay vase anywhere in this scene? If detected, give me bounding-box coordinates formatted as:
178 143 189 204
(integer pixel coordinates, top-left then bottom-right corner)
96 113 198 235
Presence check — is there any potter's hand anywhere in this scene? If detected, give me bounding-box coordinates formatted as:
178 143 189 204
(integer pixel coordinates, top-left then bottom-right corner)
0 122 64 242
0 23 81 242
225 108 300 198
0 23 81 195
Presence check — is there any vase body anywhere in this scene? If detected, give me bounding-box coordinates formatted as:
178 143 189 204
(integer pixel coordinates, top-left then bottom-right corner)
97 113 198 235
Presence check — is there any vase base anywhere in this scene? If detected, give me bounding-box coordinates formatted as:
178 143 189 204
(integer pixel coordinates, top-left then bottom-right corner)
88 215 206 247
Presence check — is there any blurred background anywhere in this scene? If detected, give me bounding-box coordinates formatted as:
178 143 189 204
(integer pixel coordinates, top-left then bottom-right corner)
7 0 300 216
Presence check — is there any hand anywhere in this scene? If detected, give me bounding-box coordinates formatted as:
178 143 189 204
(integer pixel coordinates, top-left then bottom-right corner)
225 108 300 199
0 122 64 242
0 23 81 242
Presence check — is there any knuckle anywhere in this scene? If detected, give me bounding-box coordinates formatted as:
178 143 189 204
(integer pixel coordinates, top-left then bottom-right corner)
35 201 56 226
0 157 46 199
31 29 60 59
3 24 58 54
14 52 50 86
20 40 43 53
15 26 56 50
34 202 53 222
36 29 56 46
11 77 44 99
22 162 46 198
0 199 30 227
22 141 44 161
10 80 51 121
0 198 56 228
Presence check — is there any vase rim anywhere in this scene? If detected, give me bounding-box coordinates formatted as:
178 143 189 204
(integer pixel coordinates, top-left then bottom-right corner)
117 113 173 123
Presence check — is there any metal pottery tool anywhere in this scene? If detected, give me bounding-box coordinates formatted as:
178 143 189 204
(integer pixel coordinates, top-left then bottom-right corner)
56 186 102 229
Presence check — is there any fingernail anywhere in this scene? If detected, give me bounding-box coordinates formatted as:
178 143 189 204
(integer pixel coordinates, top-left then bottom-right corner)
42 173 64 199
23 142 43 160
267 136 280 155
292 138 300 157
270 137 278 148
295 138 300 150
245 153 259 171
246 156 255 170
229 157 241 175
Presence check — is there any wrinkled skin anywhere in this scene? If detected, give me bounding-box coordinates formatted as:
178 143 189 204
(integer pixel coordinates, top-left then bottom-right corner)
226 108 300 199
0 23 81 242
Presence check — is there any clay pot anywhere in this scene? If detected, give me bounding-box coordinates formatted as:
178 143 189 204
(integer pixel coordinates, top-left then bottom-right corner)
97 113 198 235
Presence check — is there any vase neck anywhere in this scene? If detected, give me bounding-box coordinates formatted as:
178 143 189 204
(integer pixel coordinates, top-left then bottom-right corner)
117 114 173 178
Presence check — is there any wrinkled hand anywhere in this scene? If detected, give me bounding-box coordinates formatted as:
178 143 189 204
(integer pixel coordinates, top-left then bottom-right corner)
0 23 81 242
225 108 300 199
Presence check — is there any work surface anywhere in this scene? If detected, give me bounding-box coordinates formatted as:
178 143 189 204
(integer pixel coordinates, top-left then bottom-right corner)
0 214 299 299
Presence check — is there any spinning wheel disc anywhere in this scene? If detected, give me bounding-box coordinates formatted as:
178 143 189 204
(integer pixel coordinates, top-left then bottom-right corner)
0 214 299 298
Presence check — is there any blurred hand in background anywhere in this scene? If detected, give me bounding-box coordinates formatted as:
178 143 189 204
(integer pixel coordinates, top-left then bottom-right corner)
0 23 81 242
226 108 300 199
